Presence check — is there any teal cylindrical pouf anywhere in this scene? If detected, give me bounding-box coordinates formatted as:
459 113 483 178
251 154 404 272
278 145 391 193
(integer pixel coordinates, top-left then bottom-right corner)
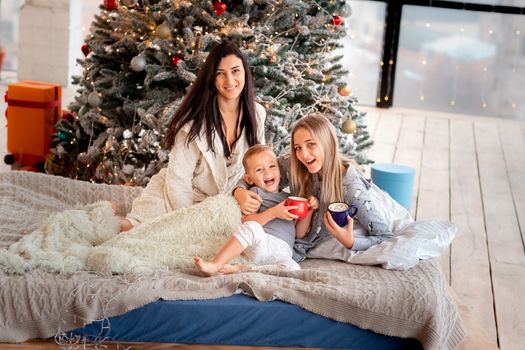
371 163 415 209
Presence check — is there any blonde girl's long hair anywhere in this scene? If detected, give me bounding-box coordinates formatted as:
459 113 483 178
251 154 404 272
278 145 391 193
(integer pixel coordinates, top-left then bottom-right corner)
290 113 345 208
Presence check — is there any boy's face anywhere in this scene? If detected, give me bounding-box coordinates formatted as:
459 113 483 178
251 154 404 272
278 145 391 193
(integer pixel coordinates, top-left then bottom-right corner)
243 150 281 193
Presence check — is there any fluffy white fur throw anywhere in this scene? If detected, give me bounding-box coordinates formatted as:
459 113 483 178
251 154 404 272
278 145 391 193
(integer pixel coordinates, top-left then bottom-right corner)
88 194 243 275
0 195 242 275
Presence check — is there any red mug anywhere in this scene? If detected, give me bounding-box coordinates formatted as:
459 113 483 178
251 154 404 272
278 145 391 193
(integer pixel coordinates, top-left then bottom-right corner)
285 196 309 220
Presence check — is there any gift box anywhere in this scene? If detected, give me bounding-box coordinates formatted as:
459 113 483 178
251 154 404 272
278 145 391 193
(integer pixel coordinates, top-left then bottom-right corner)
4 80 62 167
371 163 415 210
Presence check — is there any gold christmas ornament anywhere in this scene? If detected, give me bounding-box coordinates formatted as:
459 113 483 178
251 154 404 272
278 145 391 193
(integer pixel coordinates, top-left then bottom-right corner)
44 153 70 175
342 118 357 134
155 22 171 39
338 85 351 96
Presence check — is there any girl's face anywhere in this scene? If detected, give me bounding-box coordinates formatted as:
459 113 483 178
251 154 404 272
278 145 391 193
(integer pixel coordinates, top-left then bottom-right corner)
215 54 245 102
293 127 325 174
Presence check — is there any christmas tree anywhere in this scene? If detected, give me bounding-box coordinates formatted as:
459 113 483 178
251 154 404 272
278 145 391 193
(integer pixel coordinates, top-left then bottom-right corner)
47 0 373 186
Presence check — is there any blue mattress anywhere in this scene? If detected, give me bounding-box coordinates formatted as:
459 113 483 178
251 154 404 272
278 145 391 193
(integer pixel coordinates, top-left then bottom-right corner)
71 293 422 349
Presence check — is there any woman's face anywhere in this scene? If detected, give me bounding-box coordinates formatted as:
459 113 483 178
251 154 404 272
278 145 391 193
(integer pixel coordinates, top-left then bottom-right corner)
293 127 325 174
215 54 245 102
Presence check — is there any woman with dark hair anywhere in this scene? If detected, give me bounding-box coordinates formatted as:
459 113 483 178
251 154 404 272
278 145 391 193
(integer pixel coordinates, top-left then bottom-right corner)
121 40 266 230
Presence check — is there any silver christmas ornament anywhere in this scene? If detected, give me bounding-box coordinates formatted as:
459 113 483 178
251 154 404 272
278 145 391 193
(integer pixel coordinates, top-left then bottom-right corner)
87 91 102 107
130 55 146 71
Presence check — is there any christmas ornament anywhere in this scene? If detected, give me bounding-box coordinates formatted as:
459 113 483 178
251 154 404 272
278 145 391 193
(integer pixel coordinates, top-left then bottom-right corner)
44 153 70 175
155 22 171 39
331 15 343 26
87 91 102 107
171 55 181 66
213 1 227 15
57 131 69 141
338 85 351 96
342 118 357 134
104 0 117 11
62 111 75 122
95 163 106 180
130 55 146 71
81 43 89 56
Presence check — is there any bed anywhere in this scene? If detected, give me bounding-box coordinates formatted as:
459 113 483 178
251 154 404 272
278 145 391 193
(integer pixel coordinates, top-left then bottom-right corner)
0 171 465 349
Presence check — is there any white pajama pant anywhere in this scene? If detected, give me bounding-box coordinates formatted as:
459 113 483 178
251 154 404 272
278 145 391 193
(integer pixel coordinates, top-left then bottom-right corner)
234 221 300 271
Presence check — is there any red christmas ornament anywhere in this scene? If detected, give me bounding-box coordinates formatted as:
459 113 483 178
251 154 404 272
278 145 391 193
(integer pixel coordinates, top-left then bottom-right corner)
213 1 226 15
62 111 76 123
171 55 182 66
81 43 89 56
104 0 117 11
331 15 343 26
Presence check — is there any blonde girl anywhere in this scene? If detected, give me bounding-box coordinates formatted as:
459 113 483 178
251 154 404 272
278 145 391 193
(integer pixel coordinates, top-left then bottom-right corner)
234 113 392 262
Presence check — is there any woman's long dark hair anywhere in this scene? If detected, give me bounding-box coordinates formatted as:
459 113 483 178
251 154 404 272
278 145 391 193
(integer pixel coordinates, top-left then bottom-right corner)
164 40 259 157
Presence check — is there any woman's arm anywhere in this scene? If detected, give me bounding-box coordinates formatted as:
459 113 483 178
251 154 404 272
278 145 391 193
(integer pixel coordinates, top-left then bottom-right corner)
255 103 267 145
295 195 319 239
232 103 267 214
233 185 262 215
323 211 355 248
164 130 200 211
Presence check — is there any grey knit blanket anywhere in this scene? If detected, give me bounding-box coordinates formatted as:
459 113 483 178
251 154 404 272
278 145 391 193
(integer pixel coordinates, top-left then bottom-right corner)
0 171 465 349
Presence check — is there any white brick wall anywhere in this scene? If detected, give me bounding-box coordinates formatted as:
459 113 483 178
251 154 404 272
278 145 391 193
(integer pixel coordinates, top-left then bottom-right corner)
17 0 82 86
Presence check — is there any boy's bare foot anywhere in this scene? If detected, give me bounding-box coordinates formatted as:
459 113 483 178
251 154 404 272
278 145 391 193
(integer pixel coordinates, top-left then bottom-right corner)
218 264 250 274
119 217 133 232
194 257 220 276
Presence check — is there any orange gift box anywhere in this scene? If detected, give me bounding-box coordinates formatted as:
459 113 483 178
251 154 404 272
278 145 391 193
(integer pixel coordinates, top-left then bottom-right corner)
4 80 62 166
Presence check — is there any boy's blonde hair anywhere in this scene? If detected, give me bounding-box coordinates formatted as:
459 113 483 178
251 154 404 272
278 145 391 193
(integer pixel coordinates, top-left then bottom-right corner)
242 144 274 171
290 113 346 208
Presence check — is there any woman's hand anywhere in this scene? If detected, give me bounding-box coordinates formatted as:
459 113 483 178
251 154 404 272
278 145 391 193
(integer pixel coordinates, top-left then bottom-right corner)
307 196 320 210
233 187 262 214
323 211 355 248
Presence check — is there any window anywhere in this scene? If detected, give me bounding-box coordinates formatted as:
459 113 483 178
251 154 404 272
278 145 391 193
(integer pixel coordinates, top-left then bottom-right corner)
394 5 525 119
0 0 24 72
0 1 99 74
337 1 386 105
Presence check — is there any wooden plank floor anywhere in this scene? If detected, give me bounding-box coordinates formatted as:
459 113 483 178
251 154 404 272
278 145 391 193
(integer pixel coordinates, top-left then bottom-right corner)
1 100 524 348
362 106 525 350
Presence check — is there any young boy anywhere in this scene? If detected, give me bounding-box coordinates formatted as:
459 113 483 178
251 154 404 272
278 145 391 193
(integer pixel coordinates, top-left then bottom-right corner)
194 144 318 276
